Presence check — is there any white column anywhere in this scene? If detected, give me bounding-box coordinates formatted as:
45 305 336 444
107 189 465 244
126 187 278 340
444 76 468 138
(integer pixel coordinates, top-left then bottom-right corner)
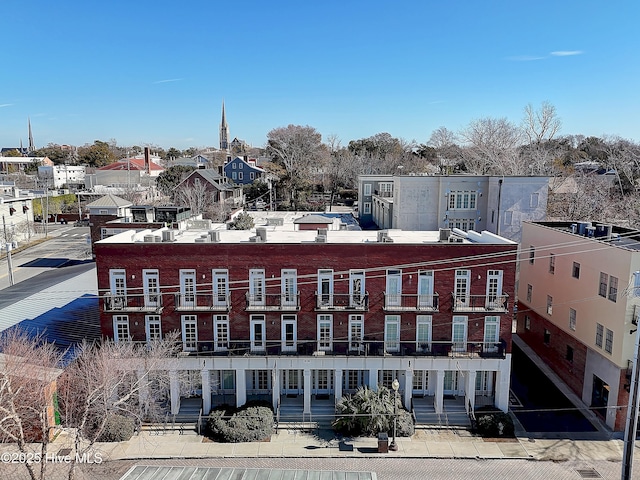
236 369 247 408
303 369 312 415
368 368 379 391
272 368 280 410
465 370 476 413
434 370 445 414
201 369 211 414
169 370 180 415
334 368 343 401
404 369 413 408
495 360 511 412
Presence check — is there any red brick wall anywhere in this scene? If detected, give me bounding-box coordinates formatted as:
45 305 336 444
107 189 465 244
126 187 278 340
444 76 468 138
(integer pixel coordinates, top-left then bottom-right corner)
97 242 517 351
516 303 587 397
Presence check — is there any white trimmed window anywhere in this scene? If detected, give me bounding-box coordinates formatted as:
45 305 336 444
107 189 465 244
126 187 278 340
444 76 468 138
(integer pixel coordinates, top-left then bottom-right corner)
249 269 265 306
384 315 400 353
143 269 160 307
145 315 161 342
250 315 266 352
595 323 603 348
317 314 333 351
349 270 366 307
212 269 229 307
452 316 468 352
109 269 127 309
113 315 130 342
281 269 297 308
416 315 432 352
180 269 196 307
364 183 372 196
605 329 613 354
483 316 500 352
282 314 297 352
181 315 198 352
349 315 364 351
448 191 477 210
363 202 371 214
214 315 229 351
569 308 576 331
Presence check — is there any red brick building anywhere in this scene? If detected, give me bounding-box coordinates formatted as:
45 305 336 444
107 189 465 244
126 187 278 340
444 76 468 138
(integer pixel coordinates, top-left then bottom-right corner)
94 218 517 423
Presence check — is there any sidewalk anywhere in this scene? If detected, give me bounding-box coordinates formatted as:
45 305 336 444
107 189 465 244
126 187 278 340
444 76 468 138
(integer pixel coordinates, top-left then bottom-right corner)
20 427 629 463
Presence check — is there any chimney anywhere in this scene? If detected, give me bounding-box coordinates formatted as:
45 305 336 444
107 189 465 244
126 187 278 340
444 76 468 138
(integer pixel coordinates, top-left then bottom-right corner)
226 155 232 163
144 147 150 174
243 155 248 162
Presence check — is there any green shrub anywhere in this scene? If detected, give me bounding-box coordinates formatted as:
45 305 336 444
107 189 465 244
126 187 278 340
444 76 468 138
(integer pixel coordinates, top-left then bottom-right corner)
333 385 414 437
207 406 274 442
95 414 135 442
227 212 255 230
475 411 514 437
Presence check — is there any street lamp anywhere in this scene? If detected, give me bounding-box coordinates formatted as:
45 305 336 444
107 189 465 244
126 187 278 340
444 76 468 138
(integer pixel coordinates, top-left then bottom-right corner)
389 378 400 451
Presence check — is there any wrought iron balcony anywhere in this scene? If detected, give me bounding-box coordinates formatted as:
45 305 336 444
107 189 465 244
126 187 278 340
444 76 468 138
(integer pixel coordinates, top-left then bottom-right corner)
103 293 163 312
174 293 231 311
383 293 439 311
315 292 370 311
164 339 506 360
245 292 300 311
450 293 509 313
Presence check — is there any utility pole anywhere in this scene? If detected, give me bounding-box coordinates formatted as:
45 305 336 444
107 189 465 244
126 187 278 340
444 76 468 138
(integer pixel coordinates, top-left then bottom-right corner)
622 271 640 480
2 215 14 286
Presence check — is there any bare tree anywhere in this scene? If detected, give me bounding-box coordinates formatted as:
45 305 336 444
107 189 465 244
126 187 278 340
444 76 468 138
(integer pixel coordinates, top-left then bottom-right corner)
57 333 180 480
459 117 524 175
522 101 562 145
175 179 215 217
266 124 324 207
0 330 65 480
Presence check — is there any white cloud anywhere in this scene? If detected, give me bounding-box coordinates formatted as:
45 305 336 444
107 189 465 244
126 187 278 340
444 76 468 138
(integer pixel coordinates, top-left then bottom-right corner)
506 55 546 61
152 78 183 84
0 103 14 108
550 50 583 56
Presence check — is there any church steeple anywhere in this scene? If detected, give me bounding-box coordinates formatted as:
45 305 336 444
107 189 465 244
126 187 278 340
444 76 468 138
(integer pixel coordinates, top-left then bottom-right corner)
28 117 34 153
219 101 229 151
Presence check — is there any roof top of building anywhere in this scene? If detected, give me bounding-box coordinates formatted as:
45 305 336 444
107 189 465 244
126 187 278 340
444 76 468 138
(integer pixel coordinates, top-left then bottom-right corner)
97 212 516 246
86 194 132 208
98 158 163 171
530 221 640 251
293 214 333 224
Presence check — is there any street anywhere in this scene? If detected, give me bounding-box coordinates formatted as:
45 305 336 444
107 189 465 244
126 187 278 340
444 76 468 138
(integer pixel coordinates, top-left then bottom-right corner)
0 225 92 290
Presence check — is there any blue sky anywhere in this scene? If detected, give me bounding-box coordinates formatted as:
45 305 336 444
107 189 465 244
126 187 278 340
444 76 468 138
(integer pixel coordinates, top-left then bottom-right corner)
2 0 638 151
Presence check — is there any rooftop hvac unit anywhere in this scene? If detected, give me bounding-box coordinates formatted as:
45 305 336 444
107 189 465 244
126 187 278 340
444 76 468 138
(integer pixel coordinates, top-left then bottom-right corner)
195 237 210 243
439 228 452 242
318 228 328 237
377 231 389 242
256 227 267 242
209 230 221 242
249 235 262 243
267 217 284 226
448 236 464 243
315 235 327 243
143 235 156 243
162 230 175 242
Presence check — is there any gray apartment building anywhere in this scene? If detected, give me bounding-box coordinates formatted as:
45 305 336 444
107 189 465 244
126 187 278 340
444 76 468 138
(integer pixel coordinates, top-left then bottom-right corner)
358 175 549 242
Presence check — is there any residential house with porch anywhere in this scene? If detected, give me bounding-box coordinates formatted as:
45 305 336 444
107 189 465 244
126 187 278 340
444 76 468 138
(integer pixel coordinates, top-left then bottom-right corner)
94 215 517 426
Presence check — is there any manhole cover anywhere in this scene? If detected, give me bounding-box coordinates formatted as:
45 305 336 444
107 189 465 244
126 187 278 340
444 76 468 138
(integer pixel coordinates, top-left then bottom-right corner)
575 468 601 479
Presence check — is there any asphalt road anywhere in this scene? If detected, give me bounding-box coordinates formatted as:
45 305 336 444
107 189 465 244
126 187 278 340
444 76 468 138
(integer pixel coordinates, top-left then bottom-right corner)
0 225 92 290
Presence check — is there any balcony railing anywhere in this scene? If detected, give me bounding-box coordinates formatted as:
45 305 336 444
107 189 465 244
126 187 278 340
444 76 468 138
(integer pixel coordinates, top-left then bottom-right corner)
383 293 439 311
374 189 394 198
315 292 370 311
159 338 506 359
451 294 509 313
245 292 300 311
174 293 231 311
103 293 163 312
